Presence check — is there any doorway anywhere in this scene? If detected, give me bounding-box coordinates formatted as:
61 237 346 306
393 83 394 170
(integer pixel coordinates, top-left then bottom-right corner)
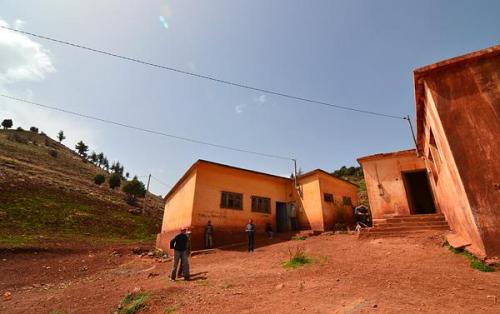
402 170 437 215
276 202 288 232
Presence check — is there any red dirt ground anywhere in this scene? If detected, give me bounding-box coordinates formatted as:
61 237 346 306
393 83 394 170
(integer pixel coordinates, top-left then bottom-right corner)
1 233 499 314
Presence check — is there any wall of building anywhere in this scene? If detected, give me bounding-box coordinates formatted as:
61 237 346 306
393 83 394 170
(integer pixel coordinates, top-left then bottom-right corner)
189 162 291 249
156 170 198 251
318 173 358 229
421 56 500 256
295 172 358 231
296 175 324 231
359 152 427 219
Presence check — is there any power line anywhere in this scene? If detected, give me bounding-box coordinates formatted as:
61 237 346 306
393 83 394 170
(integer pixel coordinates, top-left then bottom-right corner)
0 94 293 161
0 26 406 120
150 175 172 188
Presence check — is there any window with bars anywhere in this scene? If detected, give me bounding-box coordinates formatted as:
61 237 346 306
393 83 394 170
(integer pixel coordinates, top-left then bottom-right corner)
324 193 334 203
251 196 271 213
220 191 243 210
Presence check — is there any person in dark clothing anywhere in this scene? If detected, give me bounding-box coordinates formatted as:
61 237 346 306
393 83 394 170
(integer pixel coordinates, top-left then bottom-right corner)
265 223 273 239
170 227 190 281
205 220 214 249
245 219 256 252
178 229 191 278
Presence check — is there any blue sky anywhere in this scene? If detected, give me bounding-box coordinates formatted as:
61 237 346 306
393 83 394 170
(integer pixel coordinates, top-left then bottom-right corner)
1 0 499 195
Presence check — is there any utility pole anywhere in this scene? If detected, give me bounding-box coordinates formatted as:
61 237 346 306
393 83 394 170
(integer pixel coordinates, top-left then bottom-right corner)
143 174 151 213
292 158 298 188
405 115 418 155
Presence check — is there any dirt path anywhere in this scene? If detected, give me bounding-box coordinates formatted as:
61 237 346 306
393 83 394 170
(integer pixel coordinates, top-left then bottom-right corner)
1 233 499 313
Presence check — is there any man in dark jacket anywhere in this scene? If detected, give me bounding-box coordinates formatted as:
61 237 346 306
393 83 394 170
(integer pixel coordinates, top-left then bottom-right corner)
205 220 214 249
170 227 190 281
245 219 256 252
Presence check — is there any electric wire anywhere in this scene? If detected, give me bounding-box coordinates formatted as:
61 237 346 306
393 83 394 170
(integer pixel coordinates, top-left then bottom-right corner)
150 175 172 188
0 94 293 161
0 26 407 120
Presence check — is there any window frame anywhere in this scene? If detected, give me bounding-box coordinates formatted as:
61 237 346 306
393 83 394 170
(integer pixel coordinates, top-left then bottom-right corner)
251 195 271 214
342 196 352 206
323 193 334 203
220 191 243 210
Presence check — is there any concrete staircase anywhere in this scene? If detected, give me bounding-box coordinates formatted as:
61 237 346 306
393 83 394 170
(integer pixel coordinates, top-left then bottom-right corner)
359 213 449 238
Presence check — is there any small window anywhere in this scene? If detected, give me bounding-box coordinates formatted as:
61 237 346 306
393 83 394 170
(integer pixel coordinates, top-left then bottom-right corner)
220 191 243 210
324 193 334 203
342 196 352 206
251 196 271 213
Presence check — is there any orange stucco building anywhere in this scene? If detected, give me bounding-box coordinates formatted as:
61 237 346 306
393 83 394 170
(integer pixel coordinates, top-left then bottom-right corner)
156 160 358 251
359 45 500 258
357 149 435 219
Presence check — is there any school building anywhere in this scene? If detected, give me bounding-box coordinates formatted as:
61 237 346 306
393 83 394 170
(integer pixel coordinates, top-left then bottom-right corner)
156 160 358 251
358 45 500 258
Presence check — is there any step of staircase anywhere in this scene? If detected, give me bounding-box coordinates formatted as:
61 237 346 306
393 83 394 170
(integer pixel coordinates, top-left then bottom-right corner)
372 221 449 227
358 230 446 238
359 213 449 239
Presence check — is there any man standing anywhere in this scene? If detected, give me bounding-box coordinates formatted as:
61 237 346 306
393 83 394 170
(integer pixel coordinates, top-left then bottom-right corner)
178 229 191 278
170 227 190 281
205 220 214 249
245 219 256 252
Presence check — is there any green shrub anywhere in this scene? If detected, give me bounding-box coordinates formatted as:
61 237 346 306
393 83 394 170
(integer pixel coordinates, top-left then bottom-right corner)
117 292 149 314
283 246 312 268
122 178 146 205
94 174 106 186
445 243 494 272
109 173 121 189
291 236 307 241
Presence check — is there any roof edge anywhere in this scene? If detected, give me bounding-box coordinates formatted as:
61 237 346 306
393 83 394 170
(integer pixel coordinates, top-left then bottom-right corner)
298 169 359 188
164 160 291 201
414 45 500 77
357 149 417 163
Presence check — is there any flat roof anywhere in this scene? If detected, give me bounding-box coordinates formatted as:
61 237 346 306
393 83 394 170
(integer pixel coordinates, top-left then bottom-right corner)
414 45 500 78
357 149 417 163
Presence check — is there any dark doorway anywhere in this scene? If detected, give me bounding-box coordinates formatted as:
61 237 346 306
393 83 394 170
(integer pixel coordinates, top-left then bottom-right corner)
402 170 437 215
276 202 288 232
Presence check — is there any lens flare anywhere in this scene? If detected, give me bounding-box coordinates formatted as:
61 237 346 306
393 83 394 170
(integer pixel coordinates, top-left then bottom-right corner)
159 16 169 29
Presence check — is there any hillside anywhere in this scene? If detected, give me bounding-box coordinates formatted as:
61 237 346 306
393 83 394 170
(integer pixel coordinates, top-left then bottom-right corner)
0 129 164 248
331 166 368 206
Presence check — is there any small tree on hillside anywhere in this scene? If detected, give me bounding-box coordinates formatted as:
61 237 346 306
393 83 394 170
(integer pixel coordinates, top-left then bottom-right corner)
75 141 89 158
109 173 121 189
94 174 105 185
97 152 104 167
2 119 13 129
102 157 109 171
122 176 146 205
111 161 125 177
29 126 39 133
57 130 66 143
89 151 98 164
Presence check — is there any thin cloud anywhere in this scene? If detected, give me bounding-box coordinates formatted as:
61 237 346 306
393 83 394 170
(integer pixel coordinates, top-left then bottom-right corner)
0 19 55 84
235 103 247 114
0 18 96 150
13 19 26 30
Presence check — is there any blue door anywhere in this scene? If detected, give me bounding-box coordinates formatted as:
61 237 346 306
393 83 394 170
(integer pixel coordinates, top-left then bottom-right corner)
276 202 288 232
